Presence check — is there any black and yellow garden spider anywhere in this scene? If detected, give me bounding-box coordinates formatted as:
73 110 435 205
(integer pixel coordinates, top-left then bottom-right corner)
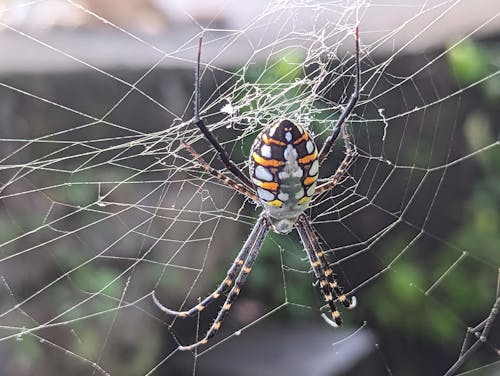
153 28 361 350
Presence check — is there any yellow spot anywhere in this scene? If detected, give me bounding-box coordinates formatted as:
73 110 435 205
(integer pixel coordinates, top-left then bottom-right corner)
325 269 333 276
293 132 309 144
252 152 284 167
339 295 346 302
225 279 233 286
214 321 221 330
298 150 318 164
263 133 285 146
320 280 328 287
201 339 209 344
326 294 333 301
303 175 318 186
234 287 241 295
213 292 221 299
298 196 311 205
312 261 320 267
267 199 283 207
243 266 252 273
317 251 324 257
197 305 205 312
179 312 188 318
333 310 341 319
224 303 232 310
330 281 338 288
237 259 244 265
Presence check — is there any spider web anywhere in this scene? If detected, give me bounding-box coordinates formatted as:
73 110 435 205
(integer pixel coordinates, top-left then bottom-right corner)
0 0 499 375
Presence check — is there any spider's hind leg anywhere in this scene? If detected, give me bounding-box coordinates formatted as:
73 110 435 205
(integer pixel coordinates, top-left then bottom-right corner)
177 216 270 351
296 214 356 326
152 217 268 318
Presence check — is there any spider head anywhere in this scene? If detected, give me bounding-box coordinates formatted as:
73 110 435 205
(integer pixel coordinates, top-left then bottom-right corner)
269 217 295 234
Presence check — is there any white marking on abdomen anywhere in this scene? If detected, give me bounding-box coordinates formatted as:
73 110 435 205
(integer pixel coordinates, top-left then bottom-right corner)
306 140 314 153
261 145 272 158
285 132 292 142
284 144 297 161
282 145 303 178
255 165 273 181
257 187 274 201
269 124 278 136
294 188 304 199
309 160 319 176
278 192 289 201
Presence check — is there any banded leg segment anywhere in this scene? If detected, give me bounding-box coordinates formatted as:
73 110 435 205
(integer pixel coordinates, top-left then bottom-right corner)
153 216 268 318
318 27 360 165
315 127 356 195
179 216 270 350
299 214 356 310
181 140 258 202
296 215 342 327
193 38 254 190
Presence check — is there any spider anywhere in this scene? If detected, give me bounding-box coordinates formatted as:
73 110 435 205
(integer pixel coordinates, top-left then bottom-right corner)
153 28 360 351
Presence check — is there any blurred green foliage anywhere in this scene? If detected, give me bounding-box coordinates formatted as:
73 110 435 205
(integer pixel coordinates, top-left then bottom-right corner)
366 38 499 352
447 37 500 102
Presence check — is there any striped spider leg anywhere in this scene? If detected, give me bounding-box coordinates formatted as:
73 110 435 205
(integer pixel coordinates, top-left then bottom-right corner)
296 214 357 327
153 216 269 350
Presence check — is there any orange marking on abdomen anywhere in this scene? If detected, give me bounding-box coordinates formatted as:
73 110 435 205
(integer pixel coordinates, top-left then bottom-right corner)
293 132 309 144
252 152 285 167
263 134 286 146
259 181 279 191
298 150 318 164
303 175 317 186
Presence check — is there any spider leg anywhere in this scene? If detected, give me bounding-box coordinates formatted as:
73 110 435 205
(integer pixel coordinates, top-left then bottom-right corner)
296 216 341 326
317 27 360 165
314 127 357 195
153 216 268 319
299 214 356 310
178 216 270 351
193 38 254 190
181 140 258 202
296 214 355 327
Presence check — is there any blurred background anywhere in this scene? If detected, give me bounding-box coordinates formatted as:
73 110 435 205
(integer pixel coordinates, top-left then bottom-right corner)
0 1 499 375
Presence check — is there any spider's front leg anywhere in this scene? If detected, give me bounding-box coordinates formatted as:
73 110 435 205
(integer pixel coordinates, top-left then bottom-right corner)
317 26 360 166
192 37 254 190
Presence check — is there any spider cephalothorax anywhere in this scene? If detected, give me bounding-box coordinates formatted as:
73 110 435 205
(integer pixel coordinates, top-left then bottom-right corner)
153 28 360 350
249 119 318 234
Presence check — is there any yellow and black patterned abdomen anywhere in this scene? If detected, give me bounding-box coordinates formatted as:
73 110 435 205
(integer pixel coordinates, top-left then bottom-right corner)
249 119 319 233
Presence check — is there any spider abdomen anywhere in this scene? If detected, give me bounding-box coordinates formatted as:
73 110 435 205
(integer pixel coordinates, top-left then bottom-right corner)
249 119 319 233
